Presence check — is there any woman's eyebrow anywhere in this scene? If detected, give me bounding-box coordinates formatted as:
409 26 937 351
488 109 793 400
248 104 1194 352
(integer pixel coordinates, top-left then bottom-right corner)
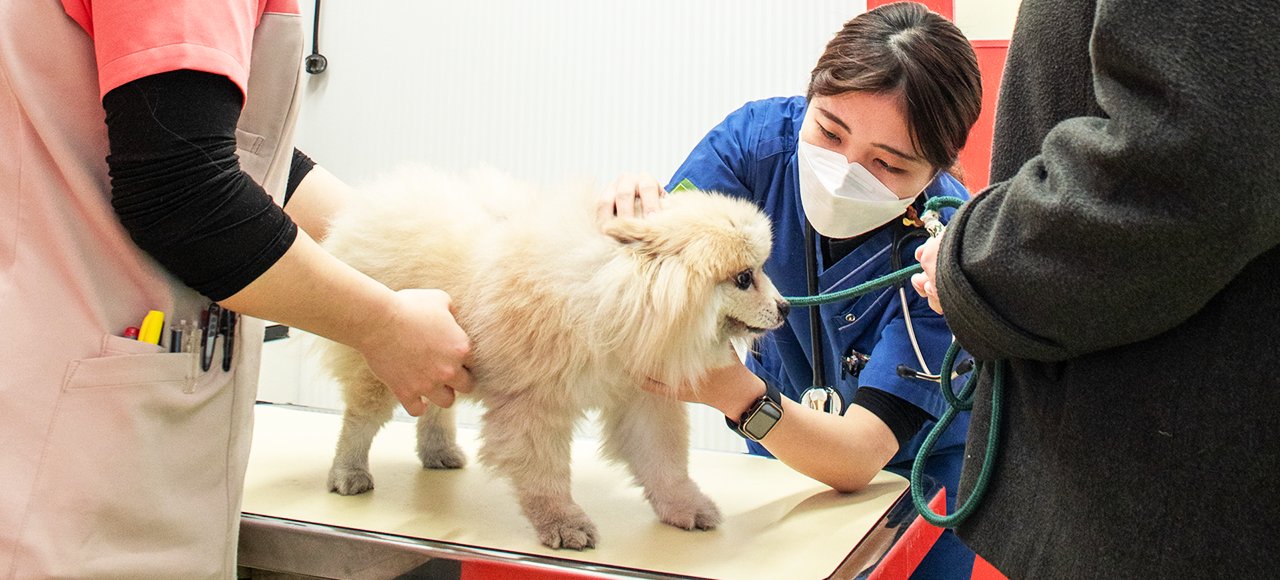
816 107 850 133
874 143 922 163
817 106 922 163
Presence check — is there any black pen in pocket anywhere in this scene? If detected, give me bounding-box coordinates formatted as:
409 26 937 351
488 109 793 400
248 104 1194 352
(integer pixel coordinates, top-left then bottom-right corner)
220 311 238 371
201 303 222 372
169 320 184 353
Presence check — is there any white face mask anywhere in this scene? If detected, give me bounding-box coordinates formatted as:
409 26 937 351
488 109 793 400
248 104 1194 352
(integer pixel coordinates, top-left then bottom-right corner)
796 140 921 238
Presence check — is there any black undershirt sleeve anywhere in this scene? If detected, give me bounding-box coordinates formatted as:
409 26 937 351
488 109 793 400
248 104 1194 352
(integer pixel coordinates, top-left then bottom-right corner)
103 69 298 302
852 387 936 449
285 148 316 206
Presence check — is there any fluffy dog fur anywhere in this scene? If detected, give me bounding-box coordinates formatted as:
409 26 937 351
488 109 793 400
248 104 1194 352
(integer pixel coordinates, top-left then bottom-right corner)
318 165 788 550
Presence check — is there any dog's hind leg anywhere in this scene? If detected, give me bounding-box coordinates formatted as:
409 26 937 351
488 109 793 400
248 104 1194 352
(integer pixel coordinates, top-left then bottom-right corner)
478 393 598 550
328 364 399 496
416 404 467 469
599 391 722 531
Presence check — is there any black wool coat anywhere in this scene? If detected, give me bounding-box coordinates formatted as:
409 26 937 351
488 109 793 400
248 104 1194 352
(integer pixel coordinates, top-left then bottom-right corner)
937 0 1280 577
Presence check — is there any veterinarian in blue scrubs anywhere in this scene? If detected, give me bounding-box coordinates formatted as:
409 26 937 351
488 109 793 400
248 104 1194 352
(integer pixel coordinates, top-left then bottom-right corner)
600 4 980 579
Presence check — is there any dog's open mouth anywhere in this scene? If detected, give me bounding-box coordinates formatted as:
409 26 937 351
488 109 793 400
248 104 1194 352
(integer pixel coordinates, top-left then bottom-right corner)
726 316 771 335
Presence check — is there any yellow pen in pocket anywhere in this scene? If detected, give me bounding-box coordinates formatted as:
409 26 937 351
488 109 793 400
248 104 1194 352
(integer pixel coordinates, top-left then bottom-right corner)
138 310 165 345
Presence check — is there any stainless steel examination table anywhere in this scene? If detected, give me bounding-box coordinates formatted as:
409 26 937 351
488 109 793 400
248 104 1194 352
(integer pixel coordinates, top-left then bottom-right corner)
238 404 949 580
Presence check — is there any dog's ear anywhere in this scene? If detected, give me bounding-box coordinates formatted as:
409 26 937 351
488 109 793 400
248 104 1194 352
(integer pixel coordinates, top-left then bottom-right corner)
602 214 697 260
601 217 658 248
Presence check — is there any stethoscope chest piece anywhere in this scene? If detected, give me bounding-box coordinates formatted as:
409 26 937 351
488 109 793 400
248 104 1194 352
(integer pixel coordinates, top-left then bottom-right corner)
800 386 844 415
304 53 327 74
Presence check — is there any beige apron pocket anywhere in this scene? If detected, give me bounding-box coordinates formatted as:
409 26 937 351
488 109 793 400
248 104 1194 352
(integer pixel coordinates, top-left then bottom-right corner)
100 332 167 356
14 351 246 580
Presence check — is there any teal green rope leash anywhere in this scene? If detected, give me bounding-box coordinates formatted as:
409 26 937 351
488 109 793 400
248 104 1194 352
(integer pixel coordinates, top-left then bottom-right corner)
780 195 963 306
780 195 962 306
909 343 1005 528
783 264 921 307
779 194 1004 529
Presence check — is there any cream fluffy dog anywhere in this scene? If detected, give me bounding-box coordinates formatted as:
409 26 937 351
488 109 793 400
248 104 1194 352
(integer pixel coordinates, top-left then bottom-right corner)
318 165 788 550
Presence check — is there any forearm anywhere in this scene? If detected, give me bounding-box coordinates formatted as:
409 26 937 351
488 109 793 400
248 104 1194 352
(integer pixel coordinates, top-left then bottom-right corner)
267 160 385 343
217 228 394 353
763 401 899 493
701 365 898 493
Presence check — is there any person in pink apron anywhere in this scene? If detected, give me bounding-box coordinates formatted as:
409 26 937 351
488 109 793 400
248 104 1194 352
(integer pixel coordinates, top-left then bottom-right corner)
0 1 473 577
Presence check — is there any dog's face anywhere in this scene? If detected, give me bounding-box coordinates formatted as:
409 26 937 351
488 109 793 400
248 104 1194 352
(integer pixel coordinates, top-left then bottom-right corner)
718 262 789 339
602 190 789 351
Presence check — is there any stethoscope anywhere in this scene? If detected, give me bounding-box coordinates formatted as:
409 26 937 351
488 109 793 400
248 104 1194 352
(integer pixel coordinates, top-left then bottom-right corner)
799 220 845 414
304 0 328 74
790 196 999 529
798 209 967 415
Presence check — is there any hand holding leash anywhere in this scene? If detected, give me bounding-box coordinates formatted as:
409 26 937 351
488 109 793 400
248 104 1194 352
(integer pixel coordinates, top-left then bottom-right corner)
910 204 948 314
911 236 944 314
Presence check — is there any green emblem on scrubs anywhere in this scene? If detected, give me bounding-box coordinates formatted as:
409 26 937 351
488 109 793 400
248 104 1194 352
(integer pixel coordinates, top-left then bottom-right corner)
671 178 698 193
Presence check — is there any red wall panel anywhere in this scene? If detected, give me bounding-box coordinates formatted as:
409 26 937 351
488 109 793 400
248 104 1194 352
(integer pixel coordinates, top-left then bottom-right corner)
955 40 1008 191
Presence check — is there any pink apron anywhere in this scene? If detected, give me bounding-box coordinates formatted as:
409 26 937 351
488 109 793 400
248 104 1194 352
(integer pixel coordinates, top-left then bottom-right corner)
0 1 303 577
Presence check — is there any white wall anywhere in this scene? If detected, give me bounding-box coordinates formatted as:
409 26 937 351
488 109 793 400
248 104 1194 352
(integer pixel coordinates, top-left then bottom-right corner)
955 0 1021 40
293 0 868 189
266 0 1022 452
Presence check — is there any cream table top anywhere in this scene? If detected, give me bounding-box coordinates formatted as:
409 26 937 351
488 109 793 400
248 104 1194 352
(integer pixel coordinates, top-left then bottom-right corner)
241 404 910 580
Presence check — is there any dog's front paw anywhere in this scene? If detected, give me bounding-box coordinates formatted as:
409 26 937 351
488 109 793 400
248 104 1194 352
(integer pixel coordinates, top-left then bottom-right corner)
327 467 375 495
534 514 599 551
418 442 467 470
522 499 599 550
649 486 722 531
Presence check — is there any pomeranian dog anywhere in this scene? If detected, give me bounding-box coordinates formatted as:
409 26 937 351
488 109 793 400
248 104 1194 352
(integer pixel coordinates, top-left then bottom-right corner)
318 165 789 550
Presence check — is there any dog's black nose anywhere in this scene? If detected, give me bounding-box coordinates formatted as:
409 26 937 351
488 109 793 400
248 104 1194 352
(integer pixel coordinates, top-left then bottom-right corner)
777 300 791 320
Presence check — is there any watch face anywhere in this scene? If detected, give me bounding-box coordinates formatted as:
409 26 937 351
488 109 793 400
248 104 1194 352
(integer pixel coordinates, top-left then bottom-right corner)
743 400 783 441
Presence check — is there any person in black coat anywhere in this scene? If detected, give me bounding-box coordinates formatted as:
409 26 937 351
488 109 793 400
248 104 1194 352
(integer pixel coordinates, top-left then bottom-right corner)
911 0 1280 577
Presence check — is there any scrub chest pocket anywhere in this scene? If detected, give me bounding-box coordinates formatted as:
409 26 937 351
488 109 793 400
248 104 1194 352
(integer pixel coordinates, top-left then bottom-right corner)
828 286 894 381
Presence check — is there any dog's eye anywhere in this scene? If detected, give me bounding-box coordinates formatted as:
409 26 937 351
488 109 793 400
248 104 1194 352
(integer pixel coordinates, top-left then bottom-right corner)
734 270 754 290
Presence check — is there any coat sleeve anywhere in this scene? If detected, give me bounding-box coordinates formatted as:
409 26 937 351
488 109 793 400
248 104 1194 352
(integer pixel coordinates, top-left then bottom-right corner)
936 0 1280 362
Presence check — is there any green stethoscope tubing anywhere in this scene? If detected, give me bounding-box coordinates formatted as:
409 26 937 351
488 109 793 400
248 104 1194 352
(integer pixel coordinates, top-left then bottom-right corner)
782 195 1005 528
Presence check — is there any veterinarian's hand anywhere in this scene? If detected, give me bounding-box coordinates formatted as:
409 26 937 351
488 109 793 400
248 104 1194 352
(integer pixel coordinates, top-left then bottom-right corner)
361 289 475 415
642 358 766 421
911 236 944 314
595 172 665 229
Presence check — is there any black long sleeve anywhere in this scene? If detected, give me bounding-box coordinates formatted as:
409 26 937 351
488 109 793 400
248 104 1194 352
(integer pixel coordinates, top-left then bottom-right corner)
286 148 316 206
103 69 298 302
937 0 1280 362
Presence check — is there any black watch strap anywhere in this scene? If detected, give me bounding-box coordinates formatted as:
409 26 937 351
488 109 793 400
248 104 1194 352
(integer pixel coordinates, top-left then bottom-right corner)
726 379 785 442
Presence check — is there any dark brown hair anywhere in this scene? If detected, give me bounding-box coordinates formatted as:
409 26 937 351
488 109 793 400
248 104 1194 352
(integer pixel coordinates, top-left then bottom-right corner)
808 2 982 173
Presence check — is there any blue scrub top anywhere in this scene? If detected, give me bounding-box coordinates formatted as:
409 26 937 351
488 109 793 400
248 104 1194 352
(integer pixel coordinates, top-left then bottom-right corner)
668 96 975 580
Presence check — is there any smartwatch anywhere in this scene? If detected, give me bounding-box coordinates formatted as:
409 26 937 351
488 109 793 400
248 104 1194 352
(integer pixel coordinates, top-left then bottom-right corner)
726 379 784 442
